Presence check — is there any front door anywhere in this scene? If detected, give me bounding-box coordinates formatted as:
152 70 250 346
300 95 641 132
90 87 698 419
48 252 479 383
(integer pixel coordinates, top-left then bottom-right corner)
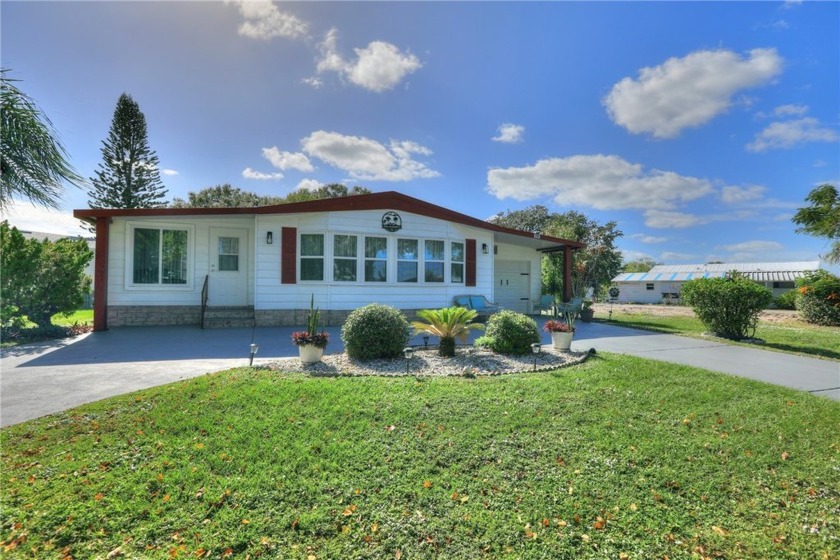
209 228 248 306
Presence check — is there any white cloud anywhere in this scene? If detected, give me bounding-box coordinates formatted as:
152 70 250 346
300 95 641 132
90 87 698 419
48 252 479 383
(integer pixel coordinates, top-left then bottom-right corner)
721 185 766 203
492 123 525 143
604 48 783 138
720 240 784 253
486 154 713 211
301 130 439 181
296 179 323 191
226 0 309 40
242 167 284 180
302 76 323 89
747 117 839 152
261 147 314 172
644 210 708 229
316 28 421 92
0 202 86 236
161 168 179 176
630 233 668 244
774 104 808 117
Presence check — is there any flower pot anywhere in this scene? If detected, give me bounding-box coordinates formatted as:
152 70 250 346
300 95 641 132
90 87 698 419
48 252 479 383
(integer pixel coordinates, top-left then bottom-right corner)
580 308 594 322
298 344 324 364
550 331 574 351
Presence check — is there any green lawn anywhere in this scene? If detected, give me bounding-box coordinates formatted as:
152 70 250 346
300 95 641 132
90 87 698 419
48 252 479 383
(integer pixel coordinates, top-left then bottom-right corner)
51 309 93 327
2 355 838 558
601 311 840 361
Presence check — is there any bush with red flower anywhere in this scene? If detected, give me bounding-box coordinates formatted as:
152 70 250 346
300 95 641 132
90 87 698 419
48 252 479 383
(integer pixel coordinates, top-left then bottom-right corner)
543 319 574 333
795 270 840 326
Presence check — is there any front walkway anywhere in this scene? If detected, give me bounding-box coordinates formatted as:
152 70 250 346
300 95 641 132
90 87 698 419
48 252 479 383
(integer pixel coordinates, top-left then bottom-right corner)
2 320 837 427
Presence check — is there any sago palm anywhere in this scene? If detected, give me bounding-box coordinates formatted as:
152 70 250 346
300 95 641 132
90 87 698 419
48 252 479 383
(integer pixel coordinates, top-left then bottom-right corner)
411 306 485 357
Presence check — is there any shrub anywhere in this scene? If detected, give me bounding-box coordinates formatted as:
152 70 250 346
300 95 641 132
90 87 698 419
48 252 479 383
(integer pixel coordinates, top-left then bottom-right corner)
341 304 411 360
474 335 495 348
681 274 773 340
774 290 799 310
410 307 484 357
484 310 540 355
796 270 840 326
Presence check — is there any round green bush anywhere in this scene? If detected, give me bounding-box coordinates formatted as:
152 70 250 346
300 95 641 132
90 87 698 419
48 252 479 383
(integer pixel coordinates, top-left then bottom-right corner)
341 304 411 360
796 270 840 326
484 310 540 355
774 289 799 310
681 275 773 340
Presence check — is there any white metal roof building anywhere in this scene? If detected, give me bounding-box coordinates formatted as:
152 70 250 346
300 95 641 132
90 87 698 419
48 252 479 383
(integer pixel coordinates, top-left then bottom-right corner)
611 261 821 304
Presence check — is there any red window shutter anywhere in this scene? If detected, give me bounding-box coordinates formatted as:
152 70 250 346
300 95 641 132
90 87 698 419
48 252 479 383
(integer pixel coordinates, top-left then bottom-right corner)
281 227 297 284
465 238 477 287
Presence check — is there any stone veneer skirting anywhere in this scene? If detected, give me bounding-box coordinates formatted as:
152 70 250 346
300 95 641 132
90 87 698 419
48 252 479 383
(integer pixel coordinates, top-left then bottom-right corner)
108 305 202 327
108 306 427 327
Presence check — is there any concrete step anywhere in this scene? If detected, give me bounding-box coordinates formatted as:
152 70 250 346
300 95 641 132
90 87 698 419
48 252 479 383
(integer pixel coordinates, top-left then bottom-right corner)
202 306 255 329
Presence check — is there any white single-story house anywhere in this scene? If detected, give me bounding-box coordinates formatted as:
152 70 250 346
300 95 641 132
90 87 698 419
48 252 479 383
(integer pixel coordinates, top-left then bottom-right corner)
74 191 585 331
611 261 822 304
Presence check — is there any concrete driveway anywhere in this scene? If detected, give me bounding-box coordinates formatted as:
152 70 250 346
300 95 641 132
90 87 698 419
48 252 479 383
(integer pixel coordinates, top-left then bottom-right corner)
2 321 838 428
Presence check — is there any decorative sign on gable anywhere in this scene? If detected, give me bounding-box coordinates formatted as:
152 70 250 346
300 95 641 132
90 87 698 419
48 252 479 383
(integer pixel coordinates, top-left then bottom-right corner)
381 211 402 232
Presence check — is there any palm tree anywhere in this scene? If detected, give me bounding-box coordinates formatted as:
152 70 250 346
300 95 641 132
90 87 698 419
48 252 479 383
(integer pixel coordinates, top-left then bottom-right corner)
0 70 83 210
411 307 485 357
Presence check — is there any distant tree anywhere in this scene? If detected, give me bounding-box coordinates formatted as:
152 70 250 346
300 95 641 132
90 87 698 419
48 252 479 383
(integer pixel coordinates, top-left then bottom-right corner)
88 93 167 211
0 70 83 209
490 205 552 234
622 257 659 273
283 183 371 203
792 183 840 264
170 184 270 208
492 207 624 299
169 183 371 208
1 221 92 328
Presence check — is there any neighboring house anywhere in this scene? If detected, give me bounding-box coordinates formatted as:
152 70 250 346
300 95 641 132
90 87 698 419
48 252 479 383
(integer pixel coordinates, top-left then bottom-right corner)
74 191 585 331
611 261 822 304
18 230 96 308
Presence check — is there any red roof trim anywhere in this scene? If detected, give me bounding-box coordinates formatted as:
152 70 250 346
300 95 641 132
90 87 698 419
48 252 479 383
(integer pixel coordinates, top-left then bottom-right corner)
73 191 585 248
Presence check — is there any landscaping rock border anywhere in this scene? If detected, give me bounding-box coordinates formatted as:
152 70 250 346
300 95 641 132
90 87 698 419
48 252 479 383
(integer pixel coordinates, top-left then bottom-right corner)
268 346 590 377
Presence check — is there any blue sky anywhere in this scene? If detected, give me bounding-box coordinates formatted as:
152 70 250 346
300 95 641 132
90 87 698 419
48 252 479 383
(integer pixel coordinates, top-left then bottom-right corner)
2 0 838 268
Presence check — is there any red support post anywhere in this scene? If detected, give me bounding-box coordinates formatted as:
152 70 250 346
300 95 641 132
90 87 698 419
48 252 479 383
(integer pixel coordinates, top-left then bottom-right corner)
563 245 573 303
93 217 109 331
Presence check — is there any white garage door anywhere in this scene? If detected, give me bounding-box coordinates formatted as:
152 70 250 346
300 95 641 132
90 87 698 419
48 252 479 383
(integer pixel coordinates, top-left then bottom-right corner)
494 260 530 313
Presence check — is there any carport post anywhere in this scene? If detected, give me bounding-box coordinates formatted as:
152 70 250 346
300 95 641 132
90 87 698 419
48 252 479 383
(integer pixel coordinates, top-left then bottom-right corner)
93 217 109 332
563 245 573 302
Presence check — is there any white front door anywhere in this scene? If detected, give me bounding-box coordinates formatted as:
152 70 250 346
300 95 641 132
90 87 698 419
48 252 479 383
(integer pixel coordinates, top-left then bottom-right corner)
494 260 530 313
208 228 248 306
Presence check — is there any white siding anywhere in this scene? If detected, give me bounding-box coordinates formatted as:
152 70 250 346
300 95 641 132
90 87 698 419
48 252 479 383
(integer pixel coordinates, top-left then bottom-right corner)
494 243 543 313
255 210 496 310
108 216 254 306
614 280 683 304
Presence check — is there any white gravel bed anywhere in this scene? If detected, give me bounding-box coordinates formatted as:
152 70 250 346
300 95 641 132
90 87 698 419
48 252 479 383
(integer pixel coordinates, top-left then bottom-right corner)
268 345 590 377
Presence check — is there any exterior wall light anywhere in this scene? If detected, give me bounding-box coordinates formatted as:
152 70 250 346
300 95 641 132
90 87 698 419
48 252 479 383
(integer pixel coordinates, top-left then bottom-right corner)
266 231 273 244
482 243 489 254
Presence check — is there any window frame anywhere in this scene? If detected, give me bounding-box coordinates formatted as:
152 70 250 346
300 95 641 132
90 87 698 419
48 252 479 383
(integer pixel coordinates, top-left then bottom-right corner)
332 234 359 282
364 235 388 283
295 233 471 286
299 233 326 282
450 240 465 284
125 222 194 290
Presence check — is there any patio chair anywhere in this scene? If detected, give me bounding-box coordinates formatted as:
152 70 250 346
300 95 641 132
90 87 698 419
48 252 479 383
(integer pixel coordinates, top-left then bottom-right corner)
554 297 583 318
532 294 555 315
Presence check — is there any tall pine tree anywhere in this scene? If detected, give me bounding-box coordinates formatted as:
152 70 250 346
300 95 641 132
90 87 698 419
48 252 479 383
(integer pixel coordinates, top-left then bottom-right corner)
88 93 167 209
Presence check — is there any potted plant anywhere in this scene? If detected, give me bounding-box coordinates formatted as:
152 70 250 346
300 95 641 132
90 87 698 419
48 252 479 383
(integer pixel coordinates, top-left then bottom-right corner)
544 316 574 351
292 295 329 364
580 299 595 322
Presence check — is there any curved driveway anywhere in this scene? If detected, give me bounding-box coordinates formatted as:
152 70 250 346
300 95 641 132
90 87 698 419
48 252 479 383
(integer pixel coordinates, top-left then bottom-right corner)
2 321 838 427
